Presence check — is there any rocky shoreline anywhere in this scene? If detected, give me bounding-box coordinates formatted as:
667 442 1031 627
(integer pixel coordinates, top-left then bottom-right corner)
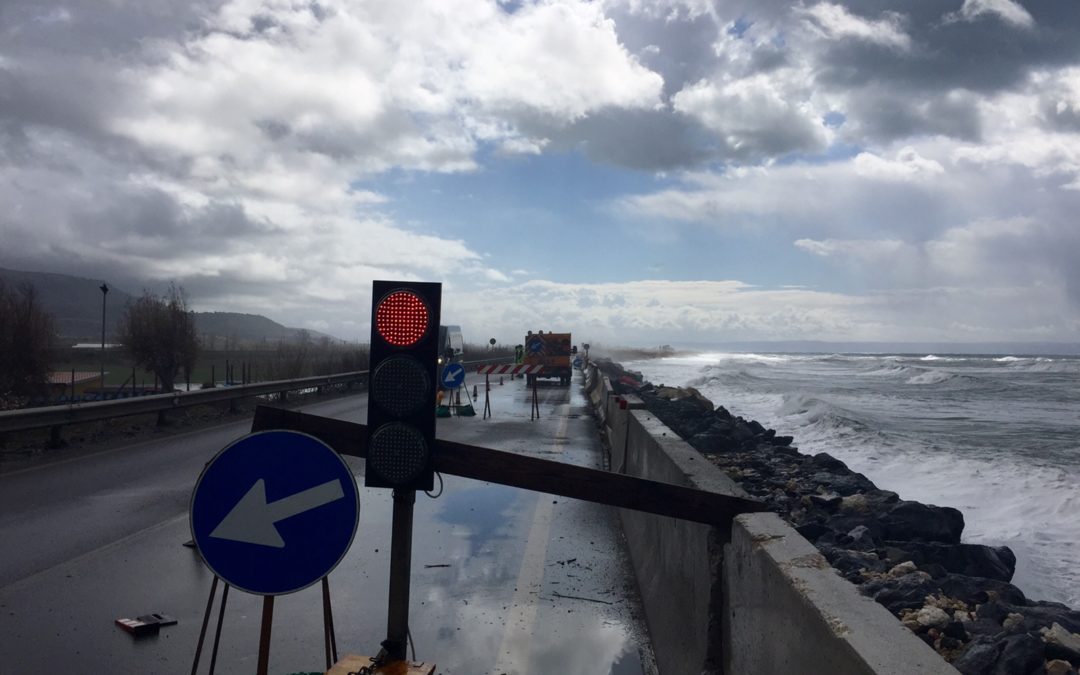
596 359 1080 675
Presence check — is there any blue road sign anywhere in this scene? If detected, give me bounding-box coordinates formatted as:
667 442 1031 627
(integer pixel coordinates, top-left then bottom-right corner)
528 338 544 353
441 362 466 389
190 430 360 595
573 357 583 368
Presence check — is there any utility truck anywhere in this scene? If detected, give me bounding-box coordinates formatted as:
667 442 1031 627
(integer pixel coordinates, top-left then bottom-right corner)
522 330 574 386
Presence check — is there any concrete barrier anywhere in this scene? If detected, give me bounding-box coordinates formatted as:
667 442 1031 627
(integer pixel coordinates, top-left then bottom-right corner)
586 364 956 674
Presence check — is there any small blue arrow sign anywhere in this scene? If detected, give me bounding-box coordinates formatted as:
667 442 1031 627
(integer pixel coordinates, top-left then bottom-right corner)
441 362 466 389
528 338 544 353
190 430 360 595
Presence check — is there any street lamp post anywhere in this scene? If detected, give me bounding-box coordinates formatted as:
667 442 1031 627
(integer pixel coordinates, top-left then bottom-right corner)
100 283 109 396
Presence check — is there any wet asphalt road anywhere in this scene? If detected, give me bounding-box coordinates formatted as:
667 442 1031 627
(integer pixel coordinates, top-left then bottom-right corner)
0 372 654 674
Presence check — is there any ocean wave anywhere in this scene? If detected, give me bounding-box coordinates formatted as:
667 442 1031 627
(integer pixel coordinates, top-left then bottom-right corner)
689 368 771 388
858 364 920 378
775 393 875 434
905 370 956 385
993 357 1080 373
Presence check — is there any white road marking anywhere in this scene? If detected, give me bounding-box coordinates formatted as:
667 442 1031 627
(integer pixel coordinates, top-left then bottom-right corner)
491 408 569 675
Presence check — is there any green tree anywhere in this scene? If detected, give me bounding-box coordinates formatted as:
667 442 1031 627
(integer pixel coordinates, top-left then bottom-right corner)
118 283 198 392
0 280 56 407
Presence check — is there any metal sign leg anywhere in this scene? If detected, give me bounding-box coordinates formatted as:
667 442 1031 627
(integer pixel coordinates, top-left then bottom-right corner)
208 582 230 675
190 575 219 675
323 576 338 669
256 595 274 675
483 374 491 419
530 378 540 420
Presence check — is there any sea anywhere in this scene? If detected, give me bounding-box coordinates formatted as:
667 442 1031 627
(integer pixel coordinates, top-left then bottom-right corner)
623 352 1080 608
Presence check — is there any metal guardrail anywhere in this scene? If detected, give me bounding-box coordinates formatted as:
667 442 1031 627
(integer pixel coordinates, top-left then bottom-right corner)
0 371 368 435
0 356 514 436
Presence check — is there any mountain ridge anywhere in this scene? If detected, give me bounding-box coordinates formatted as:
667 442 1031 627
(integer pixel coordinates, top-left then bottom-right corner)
0 267 338 343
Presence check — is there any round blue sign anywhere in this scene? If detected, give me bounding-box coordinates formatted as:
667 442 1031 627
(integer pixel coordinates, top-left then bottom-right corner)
190 430 360 595
528 338 544 353
441 362 466 389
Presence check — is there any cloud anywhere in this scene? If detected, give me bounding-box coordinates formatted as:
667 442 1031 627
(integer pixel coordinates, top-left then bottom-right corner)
3 0 1080 345
852 147 945 181
794 238 909 259
944 0 1035 30
798 2 912 51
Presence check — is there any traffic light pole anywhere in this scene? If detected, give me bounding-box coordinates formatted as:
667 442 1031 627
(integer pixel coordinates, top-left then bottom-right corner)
385 488 416 661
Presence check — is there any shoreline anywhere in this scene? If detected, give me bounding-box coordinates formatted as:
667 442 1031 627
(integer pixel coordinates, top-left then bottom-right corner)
595 358 1080 674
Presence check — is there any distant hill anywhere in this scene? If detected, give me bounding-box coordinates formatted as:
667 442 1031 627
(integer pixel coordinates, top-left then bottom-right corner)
0 267 334 344
195 312 339 346
0 267 135 339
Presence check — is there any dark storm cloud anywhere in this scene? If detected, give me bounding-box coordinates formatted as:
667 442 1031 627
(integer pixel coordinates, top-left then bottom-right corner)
811 1 1080 95
544 107 717 170
77 191 276 249
0 0 215 57
843 87 983 142
604 3 721 99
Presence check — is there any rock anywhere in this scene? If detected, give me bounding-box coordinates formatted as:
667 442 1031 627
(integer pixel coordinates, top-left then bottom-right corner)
846 524 877 548
1003 612 1025 632
943 620 969 641
881 541 1016 582
818 545 888 582
880 500 965 544
811 471 876 496
889 561 919 578
917 606 951 629
1012 601 1080 635
810 452 849 472
862 571 937 614
1046 659 1076 675
953 633 1045 675
796 523 830 541
941 575 1027 607
809 492 843 511
841 493 871 513
1043 623 1080 666
771 444 801 457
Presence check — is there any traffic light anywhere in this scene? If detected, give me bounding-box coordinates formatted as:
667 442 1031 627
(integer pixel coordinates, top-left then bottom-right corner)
366 280 441 490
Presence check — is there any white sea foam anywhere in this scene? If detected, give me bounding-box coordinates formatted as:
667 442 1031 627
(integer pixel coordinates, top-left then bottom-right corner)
905 370 954 385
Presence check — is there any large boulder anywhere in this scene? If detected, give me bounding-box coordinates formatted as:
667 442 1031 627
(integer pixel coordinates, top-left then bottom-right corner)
880 500 965 544
883 541 1016 582
952 633 1045 675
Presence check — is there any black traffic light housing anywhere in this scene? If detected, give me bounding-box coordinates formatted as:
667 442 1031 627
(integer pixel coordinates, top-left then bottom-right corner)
366 280 441 490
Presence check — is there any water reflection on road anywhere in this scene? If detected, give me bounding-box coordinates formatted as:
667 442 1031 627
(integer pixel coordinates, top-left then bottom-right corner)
402 474 648 675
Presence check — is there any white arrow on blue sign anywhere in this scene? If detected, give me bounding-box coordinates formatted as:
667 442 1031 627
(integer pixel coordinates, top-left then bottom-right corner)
441 362 466 389
190 430 360 595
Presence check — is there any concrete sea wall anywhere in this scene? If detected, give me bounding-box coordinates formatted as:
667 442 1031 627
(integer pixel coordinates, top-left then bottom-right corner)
584 364 957 675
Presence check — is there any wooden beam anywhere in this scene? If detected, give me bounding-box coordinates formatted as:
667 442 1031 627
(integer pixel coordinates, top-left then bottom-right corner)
252 406 764 527
252 406 367 457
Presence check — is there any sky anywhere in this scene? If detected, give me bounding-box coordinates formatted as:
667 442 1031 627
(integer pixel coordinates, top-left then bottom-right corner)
2 0 1080 346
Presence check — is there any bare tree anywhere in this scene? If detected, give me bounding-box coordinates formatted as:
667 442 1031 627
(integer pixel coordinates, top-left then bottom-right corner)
118 283 198 392
0 280 56 407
